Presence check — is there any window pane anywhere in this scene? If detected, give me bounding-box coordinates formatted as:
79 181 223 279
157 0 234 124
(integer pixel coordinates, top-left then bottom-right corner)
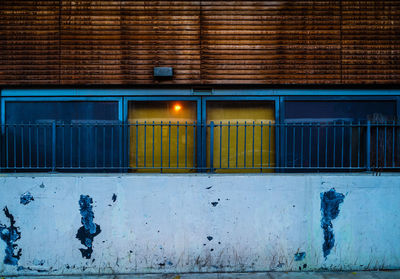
128 101 197 172
284 101 397 170
206 101 275 172
3 101 120 170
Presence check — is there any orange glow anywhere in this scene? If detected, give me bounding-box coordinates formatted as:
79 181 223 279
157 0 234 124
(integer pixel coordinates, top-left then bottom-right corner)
174 104 182 112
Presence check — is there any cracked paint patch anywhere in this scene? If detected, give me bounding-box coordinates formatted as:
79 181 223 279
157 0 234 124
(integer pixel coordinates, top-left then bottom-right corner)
20 192 34 205
0 207 22 265
321 188 345 259
76 195 101 259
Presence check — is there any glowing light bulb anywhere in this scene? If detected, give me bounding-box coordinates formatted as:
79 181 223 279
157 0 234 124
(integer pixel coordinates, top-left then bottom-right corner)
174 104 182 112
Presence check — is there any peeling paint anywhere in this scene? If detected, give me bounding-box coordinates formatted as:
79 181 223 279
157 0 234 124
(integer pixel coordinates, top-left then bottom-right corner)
294 252 306 261
20 192 34 205
76 195 101 259
0 207 22 266
321 188 345 259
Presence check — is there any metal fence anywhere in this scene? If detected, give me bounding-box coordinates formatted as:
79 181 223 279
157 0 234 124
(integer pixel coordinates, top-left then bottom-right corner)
1 121 399 172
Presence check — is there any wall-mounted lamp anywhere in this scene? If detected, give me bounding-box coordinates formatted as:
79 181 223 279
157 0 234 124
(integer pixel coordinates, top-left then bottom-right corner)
154 67 173 79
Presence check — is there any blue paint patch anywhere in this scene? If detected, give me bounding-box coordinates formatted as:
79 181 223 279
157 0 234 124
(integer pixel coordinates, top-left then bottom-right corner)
294 252 306 261
320 188 345 259
20 192 34 205
0 207 22 265
76 195 101 259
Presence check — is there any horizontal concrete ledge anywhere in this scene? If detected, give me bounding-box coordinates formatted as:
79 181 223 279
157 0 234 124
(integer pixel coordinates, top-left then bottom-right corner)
8 271 400 279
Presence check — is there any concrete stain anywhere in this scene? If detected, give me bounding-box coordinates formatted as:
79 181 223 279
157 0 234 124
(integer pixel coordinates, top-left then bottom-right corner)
76 195 101 259
320 188 345 259
294 252 306 261
20 192 34 205
0 207 22 265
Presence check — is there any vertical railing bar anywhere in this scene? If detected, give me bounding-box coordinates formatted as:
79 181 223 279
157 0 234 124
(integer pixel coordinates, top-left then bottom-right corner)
392 121 395 168
168 121 171 168
358 121 361 168
160 121 163 171
43 125 47 169
144 121 147 168
317 124 320 170
21 125 24 168
135 121 138 168
235 121 238 168
86 124 90 168
333 122 336 168
285 123 288 168
252 121 255 168
52 122 56 171
268 121 271 168
6 125 9 168
244 121 247 168
228 121 230 169
309 123 312 168
293 125 296 168
78 124 81 169
349 122 352 168
153 121 155 168
260 121 263 170
62 124 65 168
103 126 105 168
325 125 328 168
301 123 304 169
366 121 371 171
384 122 387 168
341 121 344 168
219 121 222 169
94 124 97 169
185 121 188 168
376 124 378 168
210 121 214 172
119 123 122 169
192 121 195 170
111 125 114 169
71 125 73 168
176 121 179 168
29 124 32 168
13 125 16 169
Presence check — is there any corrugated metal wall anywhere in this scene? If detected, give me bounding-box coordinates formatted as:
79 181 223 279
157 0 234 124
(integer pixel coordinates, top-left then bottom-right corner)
0 1 399 85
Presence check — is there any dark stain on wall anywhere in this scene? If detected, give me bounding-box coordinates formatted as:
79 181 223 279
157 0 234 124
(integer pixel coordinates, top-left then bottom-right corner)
0 207 22 265
20 192 34 205
112 193 117 203
320 188 345 259
76 195 101 259
294 251 306 261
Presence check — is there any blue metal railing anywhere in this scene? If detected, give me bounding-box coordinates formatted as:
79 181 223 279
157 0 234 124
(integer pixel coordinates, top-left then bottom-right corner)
1 121 399 172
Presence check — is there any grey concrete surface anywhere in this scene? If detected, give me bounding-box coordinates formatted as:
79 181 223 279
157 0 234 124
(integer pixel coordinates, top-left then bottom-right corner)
4 271 400 279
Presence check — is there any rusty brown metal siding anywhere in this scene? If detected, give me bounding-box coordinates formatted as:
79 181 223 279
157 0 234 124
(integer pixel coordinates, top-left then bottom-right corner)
0 1 399 85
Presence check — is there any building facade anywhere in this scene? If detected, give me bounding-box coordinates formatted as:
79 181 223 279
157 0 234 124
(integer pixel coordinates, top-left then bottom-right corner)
0 1 400 276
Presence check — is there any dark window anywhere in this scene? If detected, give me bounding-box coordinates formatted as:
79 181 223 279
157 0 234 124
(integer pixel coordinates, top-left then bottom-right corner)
283 101 397 170
2 101 120 171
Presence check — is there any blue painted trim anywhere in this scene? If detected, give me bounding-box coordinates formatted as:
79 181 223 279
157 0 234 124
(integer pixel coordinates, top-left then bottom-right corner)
284 96 399 101
4 88 400 97
1 89 193 97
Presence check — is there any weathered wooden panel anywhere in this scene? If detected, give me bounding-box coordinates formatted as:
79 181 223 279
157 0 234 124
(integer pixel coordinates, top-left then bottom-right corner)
0 1 399 85
0 1 60 84
201 1 341 84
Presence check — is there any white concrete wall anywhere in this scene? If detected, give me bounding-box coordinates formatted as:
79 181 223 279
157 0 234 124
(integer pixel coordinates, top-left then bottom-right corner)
0 174 399 276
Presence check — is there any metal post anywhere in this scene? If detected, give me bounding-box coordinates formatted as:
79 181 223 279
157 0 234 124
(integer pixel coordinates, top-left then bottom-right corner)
52 122 56 172
366 120 371 171
209 121 214 173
